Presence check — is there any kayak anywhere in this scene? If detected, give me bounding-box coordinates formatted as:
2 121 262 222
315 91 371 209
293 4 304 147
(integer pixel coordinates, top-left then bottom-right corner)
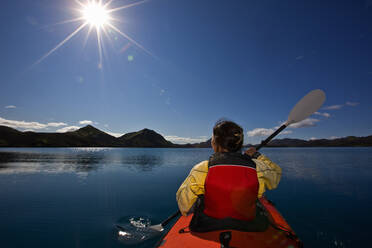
155 197 303 248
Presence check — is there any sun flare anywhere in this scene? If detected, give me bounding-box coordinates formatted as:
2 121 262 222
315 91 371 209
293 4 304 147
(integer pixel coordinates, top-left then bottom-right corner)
34 0 151 67
82 1 110 28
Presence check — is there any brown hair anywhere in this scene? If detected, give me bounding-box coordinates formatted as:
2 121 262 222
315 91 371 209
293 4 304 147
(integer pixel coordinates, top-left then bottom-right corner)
213 119 243 152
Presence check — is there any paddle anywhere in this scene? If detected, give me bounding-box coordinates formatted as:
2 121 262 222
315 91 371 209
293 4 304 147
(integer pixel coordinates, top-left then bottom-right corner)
119 89 326 234
255 89 326 150
116 210 181 238
147 210 181 232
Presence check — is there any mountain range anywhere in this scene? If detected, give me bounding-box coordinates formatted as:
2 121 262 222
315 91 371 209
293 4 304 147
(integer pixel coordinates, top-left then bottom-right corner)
0 125 371 147
0 125 173 147
265 136 372 147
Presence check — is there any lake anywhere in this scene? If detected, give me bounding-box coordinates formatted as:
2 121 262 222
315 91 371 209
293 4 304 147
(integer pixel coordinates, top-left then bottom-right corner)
0 147 371 248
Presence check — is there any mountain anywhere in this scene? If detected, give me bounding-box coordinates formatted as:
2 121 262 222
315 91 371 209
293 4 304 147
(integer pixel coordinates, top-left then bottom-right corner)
0 125 118 147
65 125 118 146
266 136 372 147
117 128 174 147
0 125 173 147
307 136 372 147
266 138 308 147
1 125 372 147
191 138 212 148
0 126 23 146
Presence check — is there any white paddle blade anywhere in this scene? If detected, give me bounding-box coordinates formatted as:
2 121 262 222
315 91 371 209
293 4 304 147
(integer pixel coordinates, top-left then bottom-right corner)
148 224 164 232
287 89 326 125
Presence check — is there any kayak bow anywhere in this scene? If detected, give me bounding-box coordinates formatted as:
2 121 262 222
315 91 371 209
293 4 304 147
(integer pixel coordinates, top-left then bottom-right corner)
156 197 303 248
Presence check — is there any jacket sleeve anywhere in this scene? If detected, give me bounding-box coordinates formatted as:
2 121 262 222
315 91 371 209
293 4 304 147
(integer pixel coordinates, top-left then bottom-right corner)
176 160 209 216
253 154 282 198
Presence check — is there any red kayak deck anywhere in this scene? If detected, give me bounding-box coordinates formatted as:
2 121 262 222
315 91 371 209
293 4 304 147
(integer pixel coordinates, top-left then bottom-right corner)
157 197 302 248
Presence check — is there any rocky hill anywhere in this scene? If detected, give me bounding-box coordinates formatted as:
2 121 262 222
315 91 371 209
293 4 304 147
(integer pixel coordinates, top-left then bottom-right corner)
0 125 181 148
0 125 118 147
266 136 372 147
117 128 174 147
1 125 371 147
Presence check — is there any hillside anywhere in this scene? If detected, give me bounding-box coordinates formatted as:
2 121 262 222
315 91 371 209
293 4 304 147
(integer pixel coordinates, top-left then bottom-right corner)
266 136 372 147
0 125 118 147
0 125 172 147
117 128 174 147
1 125 371 147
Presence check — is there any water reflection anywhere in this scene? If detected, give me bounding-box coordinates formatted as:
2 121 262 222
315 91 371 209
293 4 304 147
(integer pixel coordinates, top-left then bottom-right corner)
0 148 168 175
121 154 162 171
0 150 102 175
0 147 371 247
264 147 372 199
2 147 371 197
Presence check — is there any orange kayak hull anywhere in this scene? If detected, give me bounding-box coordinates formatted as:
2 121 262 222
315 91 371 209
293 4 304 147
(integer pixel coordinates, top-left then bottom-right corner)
156 197 302 248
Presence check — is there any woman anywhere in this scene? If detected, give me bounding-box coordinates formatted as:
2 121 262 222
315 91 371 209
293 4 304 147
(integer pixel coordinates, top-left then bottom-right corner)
176 120 282 231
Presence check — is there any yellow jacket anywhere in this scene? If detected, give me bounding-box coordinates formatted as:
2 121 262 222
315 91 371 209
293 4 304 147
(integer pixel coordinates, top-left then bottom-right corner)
176 154 282 216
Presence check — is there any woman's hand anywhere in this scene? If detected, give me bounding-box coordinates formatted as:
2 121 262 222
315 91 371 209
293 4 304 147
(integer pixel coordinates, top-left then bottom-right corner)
245 147 257 157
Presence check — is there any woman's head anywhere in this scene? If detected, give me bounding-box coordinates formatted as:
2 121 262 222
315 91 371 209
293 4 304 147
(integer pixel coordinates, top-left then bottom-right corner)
212 120 244 153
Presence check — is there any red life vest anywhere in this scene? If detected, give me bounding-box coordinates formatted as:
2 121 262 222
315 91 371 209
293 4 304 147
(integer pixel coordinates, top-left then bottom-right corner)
203 152 259 221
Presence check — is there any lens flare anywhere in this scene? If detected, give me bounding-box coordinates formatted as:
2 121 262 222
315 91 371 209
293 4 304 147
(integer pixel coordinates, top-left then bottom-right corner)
33 0 152 67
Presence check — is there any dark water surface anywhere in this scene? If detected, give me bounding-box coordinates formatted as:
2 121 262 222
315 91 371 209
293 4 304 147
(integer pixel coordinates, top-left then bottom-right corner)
0 147 371 247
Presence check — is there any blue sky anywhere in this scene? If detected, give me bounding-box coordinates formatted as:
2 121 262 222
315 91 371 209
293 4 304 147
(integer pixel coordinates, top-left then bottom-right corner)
0 0 371 144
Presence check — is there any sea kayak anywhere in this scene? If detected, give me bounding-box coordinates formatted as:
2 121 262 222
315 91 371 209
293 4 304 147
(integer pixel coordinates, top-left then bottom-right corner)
156 197 303 248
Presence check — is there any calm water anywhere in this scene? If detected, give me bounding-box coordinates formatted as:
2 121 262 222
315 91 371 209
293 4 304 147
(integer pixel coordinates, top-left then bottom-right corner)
0 147 371 248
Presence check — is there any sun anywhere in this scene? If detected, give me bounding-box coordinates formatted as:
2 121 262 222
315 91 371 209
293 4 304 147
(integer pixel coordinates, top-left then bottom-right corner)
82 1 110 28
34 0 152 67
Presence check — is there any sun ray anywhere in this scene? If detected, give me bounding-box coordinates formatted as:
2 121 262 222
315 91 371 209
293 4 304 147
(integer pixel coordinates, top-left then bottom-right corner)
101 24 113 45
103 0 114 8
75 0 86 8
38 17 85 32
101 25 119 58
34 22 88 66
107 22 153 57
53 17 85 25
107 0 148 13
83 24 94 48
105 16 125 24
96 28 103 67
99 30 111 68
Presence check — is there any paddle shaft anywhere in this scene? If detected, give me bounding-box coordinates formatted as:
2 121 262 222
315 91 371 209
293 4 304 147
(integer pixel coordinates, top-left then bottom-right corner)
161 210 181 227
255 124 287 151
